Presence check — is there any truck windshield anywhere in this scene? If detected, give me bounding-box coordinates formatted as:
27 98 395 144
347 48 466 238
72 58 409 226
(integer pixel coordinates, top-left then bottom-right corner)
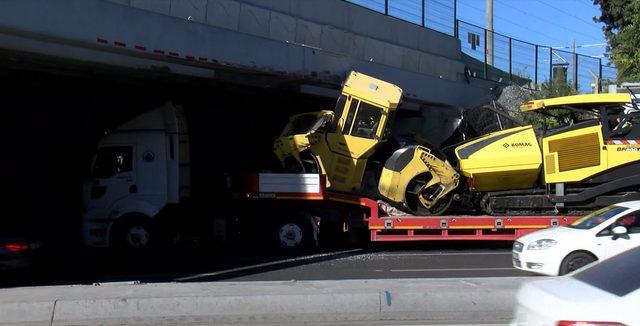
283 113 331 136
91 146 133 179
568 205 627 229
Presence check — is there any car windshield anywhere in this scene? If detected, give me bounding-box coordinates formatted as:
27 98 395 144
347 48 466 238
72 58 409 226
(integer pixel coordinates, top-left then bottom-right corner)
567 205 628 229
283 113 331 136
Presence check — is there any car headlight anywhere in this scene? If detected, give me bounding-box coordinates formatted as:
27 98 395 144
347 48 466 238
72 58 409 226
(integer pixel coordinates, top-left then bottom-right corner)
527 239 557 250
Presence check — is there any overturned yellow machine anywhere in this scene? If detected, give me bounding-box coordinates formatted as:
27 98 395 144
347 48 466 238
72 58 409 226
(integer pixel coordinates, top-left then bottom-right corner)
276 72 640 215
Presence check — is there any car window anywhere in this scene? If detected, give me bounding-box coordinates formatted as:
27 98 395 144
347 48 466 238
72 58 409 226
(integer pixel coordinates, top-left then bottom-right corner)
568 205 628 230
598 212 640 236
573 246 640 297
614 213 640 234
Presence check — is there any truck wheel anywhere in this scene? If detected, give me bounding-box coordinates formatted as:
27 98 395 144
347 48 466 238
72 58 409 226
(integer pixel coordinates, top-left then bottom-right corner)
559 251 597 275
111 216 155 251
274 215 318 253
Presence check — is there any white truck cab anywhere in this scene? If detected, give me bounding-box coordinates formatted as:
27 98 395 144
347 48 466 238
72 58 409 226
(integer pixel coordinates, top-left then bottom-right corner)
82 103 190 249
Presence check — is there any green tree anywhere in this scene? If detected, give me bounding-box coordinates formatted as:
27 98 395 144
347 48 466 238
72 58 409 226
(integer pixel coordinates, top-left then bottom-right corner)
594 0 640 82
523 79 577 130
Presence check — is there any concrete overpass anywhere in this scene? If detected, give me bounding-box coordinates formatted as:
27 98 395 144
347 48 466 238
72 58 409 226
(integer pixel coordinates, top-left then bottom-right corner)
0 0 497 109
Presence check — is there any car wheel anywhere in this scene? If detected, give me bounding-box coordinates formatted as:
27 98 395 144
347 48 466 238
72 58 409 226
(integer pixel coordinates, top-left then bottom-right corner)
559 251 597 275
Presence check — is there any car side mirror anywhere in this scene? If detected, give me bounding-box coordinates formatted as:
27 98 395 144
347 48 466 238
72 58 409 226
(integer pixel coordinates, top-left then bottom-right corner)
612 225 629 240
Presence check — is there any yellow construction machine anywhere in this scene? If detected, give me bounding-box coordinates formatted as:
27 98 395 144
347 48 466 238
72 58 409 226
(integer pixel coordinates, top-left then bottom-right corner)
275 71 640 215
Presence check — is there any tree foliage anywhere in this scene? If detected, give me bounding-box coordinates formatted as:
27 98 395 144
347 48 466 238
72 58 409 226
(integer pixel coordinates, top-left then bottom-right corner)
594 0 640 82
523 79 578 130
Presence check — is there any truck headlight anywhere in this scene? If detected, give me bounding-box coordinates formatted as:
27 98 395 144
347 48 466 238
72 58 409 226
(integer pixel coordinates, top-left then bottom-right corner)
527 239 557 250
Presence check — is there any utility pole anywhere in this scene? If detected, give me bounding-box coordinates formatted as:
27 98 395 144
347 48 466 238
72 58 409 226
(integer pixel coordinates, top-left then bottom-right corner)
486 0 494 66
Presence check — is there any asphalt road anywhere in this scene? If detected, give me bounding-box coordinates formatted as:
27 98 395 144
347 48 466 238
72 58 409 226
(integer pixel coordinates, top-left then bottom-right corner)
0 241 538 288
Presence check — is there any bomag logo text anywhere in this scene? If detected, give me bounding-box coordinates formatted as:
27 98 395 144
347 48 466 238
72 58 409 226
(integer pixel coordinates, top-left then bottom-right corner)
503 142 532 148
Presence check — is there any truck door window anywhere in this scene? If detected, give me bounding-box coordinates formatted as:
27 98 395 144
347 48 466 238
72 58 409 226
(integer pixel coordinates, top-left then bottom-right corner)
91 146 133 178
351 102 383 139
342 99 359 134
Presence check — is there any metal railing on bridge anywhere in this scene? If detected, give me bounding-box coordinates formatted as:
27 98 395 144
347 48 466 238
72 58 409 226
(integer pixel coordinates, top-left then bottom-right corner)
344 0 617 93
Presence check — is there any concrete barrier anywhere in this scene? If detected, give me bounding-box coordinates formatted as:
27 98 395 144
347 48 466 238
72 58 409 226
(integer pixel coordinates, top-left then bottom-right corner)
0 277 530 325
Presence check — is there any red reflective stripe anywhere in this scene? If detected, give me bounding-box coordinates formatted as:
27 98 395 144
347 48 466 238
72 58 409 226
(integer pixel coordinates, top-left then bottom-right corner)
134 45 147 51
3 243 29 253
185 55 195 60
114 41 126 47
154 49 165 54
557 321 626 326
198 57 208 61
96 38 108 44
169 52 179 57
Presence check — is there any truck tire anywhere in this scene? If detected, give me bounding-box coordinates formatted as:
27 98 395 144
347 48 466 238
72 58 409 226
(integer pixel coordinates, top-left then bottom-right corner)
273 214 318 253
110 215 155 252
559 251 597 275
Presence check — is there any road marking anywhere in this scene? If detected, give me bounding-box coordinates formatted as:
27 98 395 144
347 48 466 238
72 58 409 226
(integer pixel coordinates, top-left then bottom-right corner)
390 267 516 272
175 248 364 281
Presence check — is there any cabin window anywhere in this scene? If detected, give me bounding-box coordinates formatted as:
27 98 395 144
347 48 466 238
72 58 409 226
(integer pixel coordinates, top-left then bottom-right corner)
351 102 383 139
328 95 347 133
342 99 359 134
91 146 133 178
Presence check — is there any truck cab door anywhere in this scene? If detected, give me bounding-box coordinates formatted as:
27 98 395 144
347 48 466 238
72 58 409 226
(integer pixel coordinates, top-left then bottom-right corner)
86 145 136 210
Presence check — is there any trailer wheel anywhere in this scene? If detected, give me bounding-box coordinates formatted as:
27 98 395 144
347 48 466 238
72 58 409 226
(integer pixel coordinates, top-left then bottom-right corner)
273 214 318 252
559 251 597 275
110 216 155 251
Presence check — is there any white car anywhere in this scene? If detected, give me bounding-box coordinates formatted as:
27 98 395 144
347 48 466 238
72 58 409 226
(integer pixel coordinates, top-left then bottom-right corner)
513 201 640 276
511 245 640 326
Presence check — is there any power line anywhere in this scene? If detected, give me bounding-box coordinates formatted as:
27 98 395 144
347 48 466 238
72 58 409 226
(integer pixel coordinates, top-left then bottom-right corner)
535 0 603 31
458 1 566 44
496 0 603 42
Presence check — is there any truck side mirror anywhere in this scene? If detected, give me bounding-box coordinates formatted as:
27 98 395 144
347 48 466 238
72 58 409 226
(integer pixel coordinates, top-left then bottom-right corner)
612 225 629 240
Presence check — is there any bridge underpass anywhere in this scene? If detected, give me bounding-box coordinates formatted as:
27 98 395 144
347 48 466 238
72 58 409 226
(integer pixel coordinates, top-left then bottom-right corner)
0 0 502 256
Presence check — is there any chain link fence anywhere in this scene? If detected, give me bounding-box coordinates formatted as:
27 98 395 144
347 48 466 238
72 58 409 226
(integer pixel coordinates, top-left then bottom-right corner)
345 0 617 92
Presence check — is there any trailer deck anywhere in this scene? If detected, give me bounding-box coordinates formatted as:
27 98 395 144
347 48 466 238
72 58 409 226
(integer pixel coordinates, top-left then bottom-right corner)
232 173 581 243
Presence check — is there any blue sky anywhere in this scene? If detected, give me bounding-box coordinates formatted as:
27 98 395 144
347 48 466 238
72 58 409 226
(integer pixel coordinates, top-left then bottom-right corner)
457 0 607 61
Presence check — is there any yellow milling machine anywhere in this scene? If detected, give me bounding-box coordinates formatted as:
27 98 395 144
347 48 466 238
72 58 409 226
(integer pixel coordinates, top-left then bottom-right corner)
274 71 640 215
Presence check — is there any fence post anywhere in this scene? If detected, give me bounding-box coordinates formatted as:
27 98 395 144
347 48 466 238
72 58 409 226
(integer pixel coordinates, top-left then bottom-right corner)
509 37 512 82
385 0 388 15
454 0 457 36
549 48 553 84
573 53 579 90
534 45 538 88
598 58 603 93
454 19 459 38
422 0 425 27
484 28 488 79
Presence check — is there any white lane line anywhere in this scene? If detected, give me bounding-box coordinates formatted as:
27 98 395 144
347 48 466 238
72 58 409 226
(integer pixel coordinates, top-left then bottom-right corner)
378 252 512 257
390 267 516 272
175 248 364 281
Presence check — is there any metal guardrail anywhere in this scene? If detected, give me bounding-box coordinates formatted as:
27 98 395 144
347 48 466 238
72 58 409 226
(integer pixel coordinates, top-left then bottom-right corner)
344 0 617 92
